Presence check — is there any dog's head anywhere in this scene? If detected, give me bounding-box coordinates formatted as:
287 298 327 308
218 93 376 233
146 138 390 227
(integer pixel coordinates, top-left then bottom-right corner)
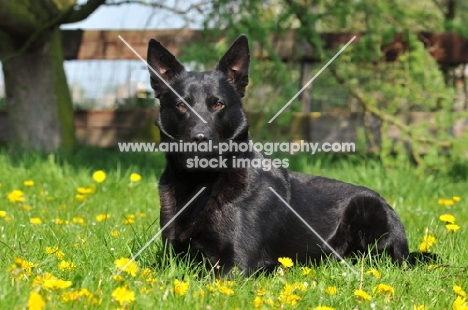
147 35 250 150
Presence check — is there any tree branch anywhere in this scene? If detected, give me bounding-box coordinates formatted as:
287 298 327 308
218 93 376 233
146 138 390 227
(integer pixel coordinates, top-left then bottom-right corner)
104 0 211 15
1 7 74 63
62 0 106 24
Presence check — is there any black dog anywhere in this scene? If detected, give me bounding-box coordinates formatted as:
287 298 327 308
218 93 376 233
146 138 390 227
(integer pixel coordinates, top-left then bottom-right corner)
147 35 415 275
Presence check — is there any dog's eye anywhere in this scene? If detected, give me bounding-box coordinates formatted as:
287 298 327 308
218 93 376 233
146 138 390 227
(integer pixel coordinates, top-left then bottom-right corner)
214 101 224 110
176 102 187 112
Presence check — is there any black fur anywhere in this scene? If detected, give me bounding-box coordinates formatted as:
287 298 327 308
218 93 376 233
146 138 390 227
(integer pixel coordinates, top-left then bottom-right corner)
147 35 420 275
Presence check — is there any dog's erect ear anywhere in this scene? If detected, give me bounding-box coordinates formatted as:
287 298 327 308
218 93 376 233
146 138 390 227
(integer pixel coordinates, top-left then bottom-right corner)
147 38 186 98
216 35 250 97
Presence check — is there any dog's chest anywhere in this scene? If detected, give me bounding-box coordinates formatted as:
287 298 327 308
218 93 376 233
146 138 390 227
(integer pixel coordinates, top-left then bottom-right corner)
160 185 237 254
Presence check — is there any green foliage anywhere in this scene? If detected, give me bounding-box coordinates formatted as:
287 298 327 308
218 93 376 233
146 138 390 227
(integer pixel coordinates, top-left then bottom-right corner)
179 0 468 170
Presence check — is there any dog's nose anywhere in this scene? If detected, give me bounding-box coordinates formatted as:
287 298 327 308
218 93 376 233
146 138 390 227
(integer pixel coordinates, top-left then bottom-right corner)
196 133 205 140
191 129 212 142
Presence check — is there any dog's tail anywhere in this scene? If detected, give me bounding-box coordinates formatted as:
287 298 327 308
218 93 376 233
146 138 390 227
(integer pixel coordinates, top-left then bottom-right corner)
407 252 438 266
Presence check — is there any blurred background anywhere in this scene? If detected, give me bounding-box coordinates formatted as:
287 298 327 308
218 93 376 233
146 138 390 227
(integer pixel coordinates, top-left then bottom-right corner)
1 0 468 170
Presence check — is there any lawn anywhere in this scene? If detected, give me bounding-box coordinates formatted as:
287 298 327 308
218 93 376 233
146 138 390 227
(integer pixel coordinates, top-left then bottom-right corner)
0 148 467 309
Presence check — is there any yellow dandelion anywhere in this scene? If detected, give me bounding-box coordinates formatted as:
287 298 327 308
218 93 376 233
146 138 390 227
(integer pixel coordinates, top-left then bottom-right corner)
445 199 455 206
424 235 436 245
45 247 65 260
453 296 468 310
302 267 312 275
314 307 335 310
58 260 76 272
325 286 337 295
256 288 266 296
28 291 45 310
34 273 72 290
91 298 101 306
279 294 301 306
114 258 138 277
419 242 430 252
130 173 142 183
413 306 426 310
32 273 53 288
140 287 152 294
92 170 106 183
30 218 42 225
53 218 64 225
145 277 157 286
354 289 372 301
454 285 467 297
373 283 394 295
174 279 190 296
43 278 72 290
123 214 135 225
216 280 235 296
254 296 263 308
7 190 24 203
0 210 7 218
419 235 436 252
278 284 301 306
366 268 381 279
112 286 135 306
61 291 79 303
9 257 38 280
295 282 308 291
96 213 111 222
282 284 295 295
141 268 154 279
446 224 461 232
72 217 86 226
61 288 94 303
21 204 32 211
78 288 94 299
77 187 94 195
440 214 456 224
113 274 124 282
278 257 294 268
75 194 86 202
111 230 121 237
206 284 215 292
24 180 35 187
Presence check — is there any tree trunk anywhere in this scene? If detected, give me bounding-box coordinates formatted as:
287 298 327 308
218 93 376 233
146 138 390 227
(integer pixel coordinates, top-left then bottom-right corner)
0 0 104 152
2 27 75 152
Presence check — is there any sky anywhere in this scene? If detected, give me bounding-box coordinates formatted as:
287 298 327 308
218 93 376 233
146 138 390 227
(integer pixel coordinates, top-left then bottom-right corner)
1 1 204 101
61 1 200 29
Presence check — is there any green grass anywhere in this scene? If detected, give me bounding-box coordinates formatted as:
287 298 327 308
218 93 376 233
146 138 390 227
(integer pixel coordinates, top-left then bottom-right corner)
0 148 467 309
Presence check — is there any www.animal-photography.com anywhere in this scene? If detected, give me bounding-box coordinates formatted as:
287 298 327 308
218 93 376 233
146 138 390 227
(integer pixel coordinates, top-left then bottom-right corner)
0 1 467 309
